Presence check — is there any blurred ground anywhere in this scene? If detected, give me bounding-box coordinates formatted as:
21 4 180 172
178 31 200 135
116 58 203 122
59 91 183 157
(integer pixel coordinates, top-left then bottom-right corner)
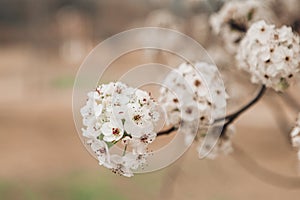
1 0 300 200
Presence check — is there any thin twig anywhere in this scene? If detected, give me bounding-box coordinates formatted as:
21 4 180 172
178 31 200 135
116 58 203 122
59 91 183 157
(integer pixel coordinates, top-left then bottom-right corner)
218 85 266 136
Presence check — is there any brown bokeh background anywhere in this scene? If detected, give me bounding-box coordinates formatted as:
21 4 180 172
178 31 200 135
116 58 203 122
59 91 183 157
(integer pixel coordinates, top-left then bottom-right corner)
1 0 300 199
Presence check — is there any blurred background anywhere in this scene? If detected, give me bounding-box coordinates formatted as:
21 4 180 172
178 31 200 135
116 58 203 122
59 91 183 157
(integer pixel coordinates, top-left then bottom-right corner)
1 0 300 199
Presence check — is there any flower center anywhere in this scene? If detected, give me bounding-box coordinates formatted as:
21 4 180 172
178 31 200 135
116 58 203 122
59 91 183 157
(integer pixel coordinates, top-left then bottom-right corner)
140 134 149 143
185 108 193 114
112 128 120 135
133 115 142 122
99 147 106 154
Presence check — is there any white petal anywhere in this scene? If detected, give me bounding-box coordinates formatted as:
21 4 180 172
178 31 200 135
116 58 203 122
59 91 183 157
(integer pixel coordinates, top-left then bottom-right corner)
101 123 112 136
103 135 115 142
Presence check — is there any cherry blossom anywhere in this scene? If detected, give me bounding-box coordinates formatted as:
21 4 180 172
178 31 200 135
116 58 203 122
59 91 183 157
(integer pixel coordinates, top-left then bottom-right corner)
159 62 228 159
236 20 300 91
81 82 160 177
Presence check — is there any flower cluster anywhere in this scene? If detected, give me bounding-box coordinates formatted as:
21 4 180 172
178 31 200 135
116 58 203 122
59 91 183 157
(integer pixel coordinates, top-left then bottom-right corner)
159 62 229 158
290 113 300 160
159 62 226 126
236 20 300 91
81 82 160 177
210 0 274 54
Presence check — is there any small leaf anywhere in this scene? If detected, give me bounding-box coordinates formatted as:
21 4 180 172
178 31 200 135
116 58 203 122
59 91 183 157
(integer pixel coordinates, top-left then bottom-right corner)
277 78 289 91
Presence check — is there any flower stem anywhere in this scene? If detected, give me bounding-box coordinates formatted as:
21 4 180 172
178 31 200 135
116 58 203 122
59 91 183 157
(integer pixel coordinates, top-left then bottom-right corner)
122 144 128 156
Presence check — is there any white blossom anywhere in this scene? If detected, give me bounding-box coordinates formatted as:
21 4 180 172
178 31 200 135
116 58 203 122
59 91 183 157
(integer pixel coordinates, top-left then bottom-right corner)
210 0 275 54
159 62 227 151
81 82 160 177
130 132 157 154
291 113 300 160
159 62 226 127
109 153 148 177
100 121 124 142
236 20 300 91
109 155 134 177
88 139 110 166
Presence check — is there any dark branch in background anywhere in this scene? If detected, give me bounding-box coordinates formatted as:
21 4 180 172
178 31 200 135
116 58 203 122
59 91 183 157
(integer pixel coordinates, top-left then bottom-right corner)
229 19 247 32
216 85 266 124
219 85 266 136
157 126 177 137
157 85 267 137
